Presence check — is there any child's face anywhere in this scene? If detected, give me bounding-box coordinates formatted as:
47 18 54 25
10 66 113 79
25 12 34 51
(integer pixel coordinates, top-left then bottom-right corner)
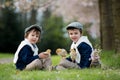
68 29 81 43
26 30 40 44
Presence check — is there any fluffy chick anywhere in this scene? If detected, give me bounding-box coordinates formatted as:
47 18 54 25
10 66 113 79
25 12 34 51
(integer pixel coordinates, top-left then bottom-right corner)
90 49 101 68
44 49 51 56
70 49 77 62
56 48 67 58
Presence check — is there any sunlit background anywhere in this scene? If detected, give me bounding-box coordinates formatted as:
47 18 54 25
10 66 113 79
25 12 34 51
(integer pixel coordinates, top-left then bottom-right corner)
1 0 119 54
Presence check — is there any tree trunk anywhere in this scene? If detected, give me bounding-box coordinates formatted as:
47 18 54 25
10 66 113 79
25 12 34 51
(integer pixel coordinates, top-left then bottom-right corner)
30 8 37 25
99 0 114 50
112 0 120 53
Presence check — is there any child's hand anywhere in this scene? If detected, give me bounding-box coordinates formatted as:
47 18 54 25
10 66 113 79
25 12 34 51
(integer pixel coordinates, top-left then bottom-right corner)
38 52 49 59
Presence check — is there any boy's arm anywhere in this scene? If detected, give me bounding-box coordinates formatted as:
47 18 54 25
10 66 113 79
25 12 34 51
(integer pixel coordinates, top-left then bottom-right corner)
19 45 39 64
77 42 92 68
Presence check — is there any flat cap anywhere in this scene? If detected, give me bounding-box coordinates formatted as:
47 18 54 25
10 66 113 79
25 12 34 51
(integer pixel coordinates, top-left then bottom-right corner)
66 22 83 30
25 24 42 33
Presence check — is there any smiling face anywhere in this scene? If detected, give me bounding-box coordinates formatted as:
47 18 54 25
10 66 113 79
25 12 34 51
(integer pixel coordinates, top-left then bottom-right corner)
68 29 82 43
26 29 40 44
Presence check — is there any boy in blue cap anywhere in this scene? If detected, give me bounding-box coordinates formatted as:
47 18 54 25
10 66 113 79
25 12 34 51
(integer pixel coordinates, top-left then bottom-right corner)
13 24 52 70
55 22 93 70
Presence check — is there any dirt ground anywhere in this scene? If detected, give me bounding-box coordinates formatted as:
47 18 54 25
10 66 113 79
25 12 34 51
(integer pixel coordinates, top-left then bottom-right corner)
0 58 13 64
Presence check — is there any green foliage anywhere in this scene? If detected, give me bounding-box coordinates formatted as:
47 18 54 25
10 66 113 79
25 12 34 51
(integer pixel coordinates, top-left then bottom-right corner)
0 53 13 58
38 9 69 54
0 6 23 53
101 50 120 69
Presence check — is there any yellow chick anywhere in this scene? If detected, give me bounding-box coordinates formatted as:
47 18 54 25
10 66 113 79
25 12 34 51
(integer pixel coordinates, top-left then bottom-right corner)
44 49 51 56
56 48 67 58
70 49 77 62
90 49 101 68
91 49 101 61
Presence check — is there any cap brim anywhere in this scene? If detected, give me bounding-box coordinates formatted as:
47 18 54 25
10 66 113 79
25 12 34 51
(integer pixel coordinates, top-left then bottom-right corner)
25 25 42 33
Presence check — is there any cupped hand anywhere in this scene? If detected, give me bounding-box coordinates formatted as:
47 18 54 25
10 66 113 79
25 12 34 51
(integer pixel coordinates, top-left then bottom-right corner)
38 52 49 59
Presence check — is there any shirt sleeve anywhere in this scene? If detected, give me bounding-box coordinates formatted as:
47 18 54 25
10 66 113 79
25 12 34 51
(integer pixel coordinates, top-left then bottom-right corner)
19 45 39 64
77 42 92 68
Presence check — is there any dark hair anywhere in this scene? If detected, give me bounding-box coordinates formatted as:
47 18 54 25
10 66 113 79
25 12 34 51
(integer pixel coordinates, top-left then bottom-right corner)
24 28 41 41
67 27 82 33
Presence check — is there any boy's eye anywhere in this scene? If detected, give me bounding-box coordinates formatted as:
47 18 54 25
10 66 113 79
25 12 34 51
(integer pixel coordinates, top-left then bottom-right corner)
36 35 39 37
69 33 73 35
32 35 35 36
75 32 78 35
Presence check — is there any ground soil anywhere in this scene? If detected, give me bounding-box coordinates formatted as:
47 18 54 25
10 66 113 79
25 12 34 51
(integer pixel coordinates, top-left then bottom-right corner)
0 58 13 64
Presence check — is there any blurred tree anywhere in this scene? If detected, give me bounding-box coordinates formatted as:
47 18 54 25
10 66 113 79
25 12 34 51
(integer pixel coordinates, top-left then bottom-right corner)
99 0 114 50
14 0 53 26
112 0 120 53
38 8 69 54
99 0 120 53
0 0 67 53
0 1 23 53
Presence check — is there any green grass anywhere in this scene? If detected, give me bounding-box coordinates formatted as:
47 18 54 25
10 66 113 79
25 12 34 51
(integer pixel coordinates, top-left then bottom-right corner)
101 51 120 69
0 63 120 80
0 53 13 59
0 51 120 80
